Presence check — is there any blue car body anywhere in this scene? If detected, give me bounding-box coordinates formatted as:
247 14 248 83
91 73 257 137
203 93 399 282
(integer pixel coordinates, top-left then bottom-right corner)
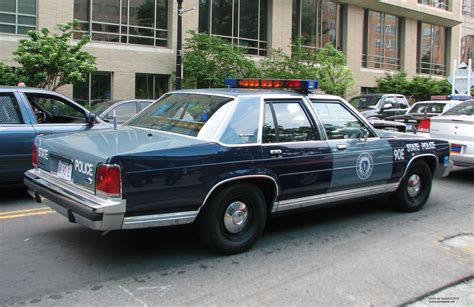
24 87 452 253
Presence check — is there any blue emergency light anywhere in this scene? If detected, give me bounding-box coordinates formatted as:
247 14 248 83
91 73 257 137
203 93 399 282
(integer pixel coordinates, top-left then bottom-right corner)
224 78 318 92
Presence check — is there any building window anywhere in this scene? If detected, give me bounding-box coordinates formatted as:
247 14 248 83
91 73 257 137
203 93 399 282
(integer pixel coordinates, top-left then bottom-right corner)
135 73 169 99
417 22 446 76
292 0 341 50
417 0 449 11
463 0 474 16
363 10 400 71
73 71 113 107
461 35 474 64
0 0 36 35
74 0 168 47
198 0 268 56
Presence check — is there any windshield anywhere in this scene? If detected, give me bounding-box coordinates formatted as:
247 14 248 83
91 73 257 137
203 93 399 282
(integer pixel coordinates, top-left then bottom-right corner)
408 103 446 114
442 101 474 116
126 93 234 138
349 96 381 109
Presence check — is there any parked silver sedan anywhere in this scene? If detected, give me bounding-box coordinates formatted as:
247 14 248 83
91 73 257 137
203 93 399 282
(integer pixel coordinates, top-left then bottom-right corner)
430 100 474 167
92 99 153 125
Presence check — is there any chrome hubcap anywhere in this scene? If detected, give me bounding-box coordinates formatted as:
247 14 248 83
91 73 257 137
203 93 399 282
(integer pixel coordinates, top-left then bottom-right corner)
407 174 422 198
223 201 249 234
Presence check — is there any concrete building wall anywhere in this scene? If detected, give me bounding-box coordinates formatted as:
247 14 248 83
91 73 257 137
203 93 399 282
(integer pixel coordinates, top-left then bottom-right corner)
0 0 465 99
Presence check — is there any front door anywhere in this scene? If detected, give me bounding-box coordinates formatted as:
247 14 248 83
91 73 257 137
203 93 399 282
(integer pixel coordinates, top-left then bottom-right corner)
311 99 393 192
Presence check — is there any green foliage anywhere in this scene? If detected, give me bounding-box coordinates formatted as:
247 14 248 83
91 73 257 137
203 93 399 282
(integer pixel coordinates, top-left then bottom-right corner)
0 21 96 90
259 46 318 80
0 63 17 85
183 32 259 88
375 72 452 101
313 43 354 96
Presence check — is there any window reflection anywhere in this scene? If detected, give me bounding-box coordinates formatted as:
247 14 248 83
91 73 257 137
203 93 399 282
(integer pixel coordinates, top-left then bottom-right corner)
0 0 37 35
363 10 400 71
417 22 446 75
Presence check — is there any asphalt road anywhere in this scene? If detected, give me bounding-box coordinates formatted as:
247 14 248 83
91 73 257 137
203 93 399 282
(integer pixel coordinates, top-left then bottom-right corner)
1 167 473 306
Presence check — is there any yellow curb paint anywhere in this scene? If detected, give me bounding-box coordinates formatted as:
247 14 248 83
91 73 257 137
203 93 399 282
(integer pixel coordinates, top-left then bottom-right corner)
0 210 54 219
0 207 50 216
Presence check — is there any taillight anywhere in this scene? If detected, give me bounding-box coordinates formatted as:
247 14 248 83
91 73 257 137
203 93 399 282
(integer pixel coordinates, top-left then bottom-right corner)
417 118 431 133
32 143 38 168
96 164 121 197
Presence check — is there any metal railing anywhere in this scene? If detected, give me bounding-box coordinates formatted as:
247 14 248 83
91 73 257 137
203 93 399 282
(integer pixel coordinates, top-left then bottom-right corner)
362 54 401 71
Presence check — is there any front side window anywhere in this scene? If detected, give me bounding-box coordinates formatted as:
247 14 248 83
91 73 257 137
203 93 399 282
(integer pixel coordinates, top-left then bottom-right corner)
363 10 400 70
312 101 373 140
0 0 36 34
198 0 268 56
263 100 317 143
127 93 233 138
25 93 86 124
0 94 22 124
74 0 168 47
73 71 113 107
292 0 341 50
417 22 446 76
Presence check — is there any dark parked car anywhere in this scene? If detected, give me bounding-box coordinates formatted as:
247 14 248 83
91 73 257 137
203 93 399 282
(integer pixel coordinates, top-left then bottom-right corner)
91 99 153 125
350 94 409 120
25 79 452 254
0 86 109 185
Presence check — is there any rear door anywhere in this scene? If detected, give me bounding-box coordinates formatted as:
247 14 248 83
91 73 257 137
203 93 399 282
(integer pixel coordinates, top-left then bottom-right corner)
0 91 36 183
311 99 393 191
261 98 332 201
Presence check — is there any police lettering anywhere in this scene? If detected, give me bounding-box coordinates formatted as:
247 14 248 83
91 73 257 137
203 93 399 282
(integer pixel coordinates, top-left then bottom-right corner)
421 141 436 150
75 160 93 176
38 147 48 160
406 143 420 152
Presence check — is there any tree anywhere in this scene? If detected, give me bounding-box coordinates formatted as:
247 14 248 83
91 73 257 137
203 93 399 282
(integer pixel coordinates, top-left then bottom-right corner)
183 32 259 88
375 72 452 101
314 43 354 96
0 21 96 90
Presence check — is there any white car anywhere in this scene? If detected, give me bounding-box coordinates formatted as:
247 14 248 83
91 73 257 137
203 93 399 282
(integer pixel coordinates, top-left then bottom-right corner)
430 100 474 167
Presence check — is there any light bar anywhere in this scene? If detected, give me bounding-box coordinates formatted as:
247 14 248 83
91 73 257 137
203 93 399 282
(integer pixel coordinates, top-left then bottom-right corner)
224 78 318 91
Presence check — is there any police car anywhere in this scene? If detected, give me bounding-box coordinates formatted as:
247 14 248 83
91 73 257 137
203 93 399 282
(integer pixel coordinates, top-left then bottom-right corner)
25 79 452 254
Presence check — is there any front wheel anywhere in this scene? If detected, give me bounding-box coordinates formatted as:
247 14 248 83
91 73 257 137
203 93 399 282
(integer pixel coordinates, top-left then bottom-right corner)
196 184 267 254
391 161 432 212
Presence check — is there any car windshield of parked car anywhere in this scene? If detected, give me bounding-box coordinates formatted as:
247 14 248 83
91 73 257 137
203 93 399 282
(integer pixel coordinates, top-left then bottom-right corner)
408 103 446 114
126 93 234 138
91 101 116 114
349 96 380 109
442 101 474 116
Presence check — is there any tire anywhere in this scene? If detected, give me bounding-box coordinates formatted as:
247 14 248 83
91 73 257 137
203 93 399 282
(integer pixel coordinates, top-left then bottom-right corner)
391 161 432 212
196 183 267 254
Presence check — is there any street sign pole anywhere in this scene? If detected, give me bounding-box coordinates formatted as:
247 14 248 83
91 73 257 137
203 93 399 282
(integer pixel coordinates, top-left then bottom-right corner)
176 0 184 90
468 58 472 96
451 59 456 95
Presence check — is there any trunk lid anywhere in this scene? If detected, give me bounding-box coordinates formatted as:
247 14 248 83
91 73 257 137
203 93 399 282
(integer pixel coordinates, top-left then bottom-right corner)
35 127 209 192
430 116 474 142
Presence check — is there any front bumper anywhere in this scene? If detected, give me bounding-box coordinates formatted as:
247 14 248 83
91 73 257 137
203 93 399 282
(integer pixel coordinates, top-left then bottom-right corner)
24 169 125 231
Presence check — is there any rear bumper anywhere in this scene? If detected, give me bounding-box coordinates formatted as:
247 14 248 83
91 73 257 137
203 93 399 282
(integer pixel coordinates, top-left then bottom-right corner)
24 169 125 231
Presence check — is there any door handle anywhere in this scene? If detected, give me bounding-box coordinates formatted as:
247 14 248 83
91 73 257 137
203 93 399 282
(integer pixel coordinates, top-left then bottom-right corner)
270 149 282 156
336 144 347 150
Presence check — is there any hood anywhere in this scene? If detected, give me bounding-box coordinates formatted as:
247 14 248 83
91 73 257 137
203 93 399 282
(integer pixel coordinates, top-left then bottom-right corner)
35 127 211 191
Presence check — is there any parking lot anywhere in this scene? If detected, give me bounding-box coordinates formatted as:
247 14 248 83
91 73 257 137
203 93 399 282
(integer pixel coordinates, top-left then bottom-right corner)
1 167 473 306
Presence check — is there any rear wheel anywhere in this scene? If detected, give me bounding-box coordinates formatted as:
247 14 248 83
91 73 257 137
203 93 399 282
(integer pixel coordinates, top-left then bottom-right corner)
197 184 267 254
391 161 432 212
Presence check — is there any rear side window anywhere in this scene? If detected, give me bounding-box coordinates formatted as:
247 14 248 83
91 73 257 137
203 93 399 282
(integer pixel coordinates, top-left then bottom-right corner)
0 94 22 124
263 100 317 143
105 102 138 124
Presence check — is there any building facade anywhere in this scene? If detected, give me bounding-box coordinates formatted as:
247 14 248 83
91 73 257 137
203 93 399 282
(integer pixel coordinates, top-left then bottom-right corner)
0 0 464 102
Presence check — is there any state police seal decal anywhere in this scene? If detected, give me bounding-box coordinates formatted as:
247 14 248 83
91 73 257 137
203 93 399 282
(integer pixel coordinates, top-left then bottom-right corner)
356 152 374 180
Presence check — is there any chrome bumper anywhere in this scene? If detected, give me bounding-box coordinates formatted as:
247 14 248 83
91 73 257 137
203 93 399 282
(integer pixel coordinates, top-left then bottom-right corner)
24 169 126 231
442 159 454 177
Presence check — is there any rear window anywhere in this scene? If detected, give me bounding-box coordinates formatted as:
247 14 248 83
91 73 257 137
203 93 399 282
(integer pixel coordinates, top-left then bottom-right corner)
0 94 22 124
442 101 474 116
408 103 446 114
349 96 381 109
127 93 233 138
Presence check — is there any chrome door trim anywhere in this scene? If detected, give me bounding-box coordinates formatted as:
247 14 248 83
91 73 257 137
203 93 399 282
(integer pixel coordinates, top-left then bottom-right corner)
272 183 399 213
122 211 199 229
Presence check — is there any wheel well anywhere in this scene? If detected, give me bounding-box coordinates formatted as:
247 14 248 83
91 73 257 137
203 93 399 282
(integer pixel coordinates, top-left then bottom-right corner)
410 156 437 176
201 178 277 214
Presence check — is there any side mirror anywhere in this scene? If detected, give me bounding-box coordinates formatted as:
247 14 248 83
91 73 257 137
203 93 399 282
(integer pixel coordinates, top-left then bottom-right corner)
382 103 393 110
87 112 97 125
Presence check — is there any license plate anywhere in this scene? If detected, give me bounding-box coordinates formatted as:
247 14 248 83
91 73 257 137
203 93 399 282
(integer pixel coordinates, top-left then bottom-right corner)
406 124 414 131
450 144 462 155
57 160 72 181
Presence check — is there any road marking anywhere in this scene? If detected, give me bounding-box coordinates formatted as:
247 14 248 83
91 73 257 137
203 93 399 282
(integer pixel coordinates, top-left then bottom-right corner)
0 207 54 219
